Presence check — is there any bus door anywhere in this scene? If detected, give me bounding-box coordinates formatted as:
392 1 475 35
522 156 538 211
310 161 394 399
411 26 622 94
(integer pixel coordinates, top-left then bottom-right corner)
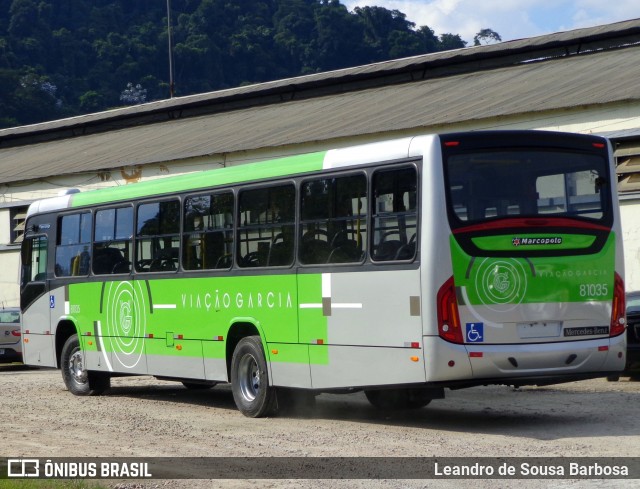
20 218 55 367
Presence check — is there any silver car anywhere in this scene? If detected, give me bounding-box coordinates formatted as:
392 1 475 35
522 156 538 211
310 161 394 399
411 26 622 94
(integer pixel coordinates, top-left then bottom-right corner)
0 307 22 363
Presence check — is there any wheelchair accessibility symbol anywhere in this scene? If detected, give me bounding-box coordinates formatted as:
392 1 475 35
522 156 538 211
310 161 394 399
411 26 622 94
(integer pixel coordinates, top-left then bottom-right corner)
466 323 484 343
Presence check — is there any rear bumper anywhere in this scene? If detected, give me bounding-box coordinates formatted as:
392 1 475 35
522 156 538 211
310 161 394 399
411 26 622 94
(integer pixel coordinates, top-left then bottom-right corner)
424 334 626 385
430 371 622 389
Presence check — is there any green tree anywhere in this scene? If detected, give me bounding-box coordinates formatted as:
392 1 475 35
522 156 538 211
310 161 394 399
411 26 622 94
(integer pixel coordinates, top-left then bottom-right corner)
474 28 501 46
311 0 367 71
79 90 105 113
4 68 62 125
273 0 317 74
0 0 478 127
8 0 53 64
355 6 414 60
438 33 467 51
416 26 441 53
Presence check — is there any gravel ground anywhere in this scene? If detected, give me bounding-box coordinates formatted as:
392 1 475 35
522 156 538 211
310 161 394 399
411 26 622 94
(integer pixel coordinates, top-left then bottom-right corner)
1 364 638 488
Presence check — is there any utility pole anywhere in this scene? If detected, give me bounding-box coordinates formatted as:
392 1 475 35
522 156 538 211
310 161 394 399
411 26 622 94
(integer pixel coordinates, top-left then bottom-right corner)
166 0 175 98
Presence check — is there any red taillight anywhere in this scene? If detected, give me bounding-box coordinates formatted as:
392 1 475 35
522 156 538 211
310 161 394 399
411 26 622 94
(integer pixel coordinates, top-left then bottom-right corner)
11 329 21 337
437 276 463 344
610 272 626 337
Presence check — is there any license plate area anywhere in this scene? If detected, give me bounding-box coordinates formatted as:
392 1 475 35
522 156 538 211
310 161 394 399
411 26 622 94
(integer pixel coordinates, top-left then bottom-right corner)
0 349 5 355
517 321 561 339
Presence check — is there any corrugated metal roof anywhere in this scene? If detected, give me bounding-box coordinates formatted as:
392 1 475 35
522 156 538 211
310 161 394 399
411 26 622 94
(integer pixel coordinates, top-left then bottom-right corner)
1 19 640 185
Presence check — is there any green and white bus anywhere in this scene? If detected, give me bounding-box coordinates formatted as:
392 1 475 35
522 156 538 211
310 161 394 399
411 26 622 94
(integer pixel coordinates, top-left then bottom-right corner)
20 130 627 417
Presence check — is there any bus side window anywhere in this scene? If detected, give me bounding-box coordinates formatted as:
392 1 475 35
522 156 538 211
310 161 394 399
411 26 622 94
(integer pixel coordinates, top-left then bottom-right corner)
20 234 49 310
55 212 92 277
21 235 48 286
135 200 181 273
371 167 418 262
183 192 234 270
237 184 295 268
93 207 133 275
300 173 367 265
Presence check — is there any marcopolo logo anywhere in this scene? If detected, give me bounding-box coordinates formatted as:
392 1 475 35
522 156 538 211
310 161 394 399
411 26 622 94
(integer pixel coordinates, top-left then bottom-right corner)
512 236 562 247
474 258 528 310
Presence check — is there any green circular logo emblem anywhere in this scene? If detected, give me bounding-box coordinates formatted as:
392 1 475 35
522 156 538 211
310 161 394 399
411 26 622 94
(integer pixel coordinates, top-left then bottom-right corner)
475 258 528 310
104 281 147 369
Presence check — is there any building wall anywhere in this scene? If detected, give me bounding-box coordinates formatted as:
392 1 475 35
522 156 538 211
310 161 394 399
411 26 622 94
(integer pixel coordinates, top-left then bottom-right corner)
621 197 640 292
0 207 21 306
0 250 20 307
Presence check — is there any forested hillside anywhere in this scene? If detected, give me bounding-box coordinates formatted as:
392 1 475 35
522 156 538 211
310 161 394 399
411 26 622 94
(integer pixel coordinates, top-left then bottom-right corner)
0 0 470 128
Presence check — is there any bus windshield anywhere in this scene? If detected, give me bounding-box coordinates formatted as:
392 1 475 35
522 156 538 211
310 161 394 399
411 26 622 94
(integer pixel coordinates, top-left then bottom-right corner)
445 149 610 227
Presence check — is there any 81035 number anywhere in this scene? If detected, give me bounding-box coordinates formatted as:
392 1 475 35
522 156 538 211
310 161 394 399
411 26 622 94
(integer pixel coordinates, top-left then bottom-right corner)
579 283 608 297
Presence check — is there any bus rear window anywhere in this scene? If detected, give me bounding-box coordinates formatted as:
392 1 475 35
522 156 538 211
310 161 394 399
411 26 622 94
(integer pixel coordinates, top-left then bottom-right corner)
445 150 610 225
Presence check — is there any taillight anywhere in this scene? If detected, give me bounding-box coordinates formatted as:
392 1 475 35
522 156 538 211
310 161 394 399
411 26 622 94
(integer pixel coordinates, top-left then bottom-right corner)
437 276 463 344
11 329 21 337
610 272 626 337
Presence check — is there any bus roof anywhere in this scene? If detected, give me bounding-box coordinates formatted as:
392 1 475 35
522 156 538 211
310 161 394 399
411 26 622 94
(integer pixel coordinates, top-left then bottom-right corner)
28 151 325 217
26 134 430 217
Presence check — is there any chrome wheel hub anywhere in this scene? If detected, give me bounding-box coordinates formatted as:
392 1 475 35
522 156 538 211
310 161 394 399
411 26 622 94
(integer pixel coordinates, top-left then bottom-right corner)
238 354 260 402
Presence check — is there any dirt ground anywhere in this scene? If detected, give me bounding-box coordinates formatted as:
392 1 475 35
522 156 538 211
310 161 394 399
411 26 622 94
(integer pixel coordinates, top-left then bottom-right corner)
1 364 638 488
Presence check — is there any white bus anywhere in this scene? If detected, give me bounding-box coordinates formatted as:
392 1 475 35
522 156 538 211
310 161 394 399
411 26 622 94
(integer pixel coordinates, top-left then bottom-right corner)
20 130 627 417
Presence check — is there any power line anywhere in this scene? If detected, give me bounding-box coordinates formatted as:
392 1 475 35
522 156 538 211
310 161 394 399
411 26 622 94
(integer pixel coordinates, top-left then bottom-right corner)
167 0 175 98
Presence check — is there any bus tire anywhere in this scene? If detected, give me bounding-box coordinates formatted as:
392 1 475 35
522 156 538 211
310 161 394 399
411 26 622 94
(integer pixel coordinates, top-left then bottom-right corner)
230 336 277 417
61 334 110 396
365 388 432 410
405 388 433 409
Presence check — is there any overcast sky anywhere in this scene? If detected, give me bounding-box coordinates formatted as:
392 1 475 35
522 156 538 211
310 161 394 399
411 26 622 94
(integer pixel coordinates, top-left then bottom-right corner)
343 0 639 44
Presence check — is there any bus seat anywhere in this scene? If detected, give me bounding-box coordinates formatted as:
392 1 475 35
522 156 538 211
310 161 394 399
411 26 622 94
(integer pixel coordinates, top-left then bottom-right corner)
327 239 361 263
150 248 178 271
93 247 125 275
373 240 402 261
268 234 293 266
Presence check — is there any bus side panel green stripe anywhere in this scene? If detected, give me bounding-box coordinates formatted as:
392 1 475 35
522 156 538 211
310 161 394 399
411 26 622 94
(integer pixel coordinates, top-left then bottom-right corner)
68 273 327 365
70 151 326 208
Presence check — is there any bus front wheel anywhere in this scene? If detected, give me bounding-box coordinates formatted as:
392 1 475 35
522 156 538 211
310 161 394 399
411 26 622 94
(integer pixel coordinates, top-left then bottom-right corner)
61 334 110 396
230 336 277 417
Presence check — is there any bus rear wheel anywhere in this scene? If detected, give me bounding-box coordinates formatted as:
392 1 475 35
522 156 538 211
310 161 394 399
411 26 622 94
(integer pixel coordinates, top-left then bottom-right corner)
365 388 432 410
61 334 110 396
230 336 277 417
